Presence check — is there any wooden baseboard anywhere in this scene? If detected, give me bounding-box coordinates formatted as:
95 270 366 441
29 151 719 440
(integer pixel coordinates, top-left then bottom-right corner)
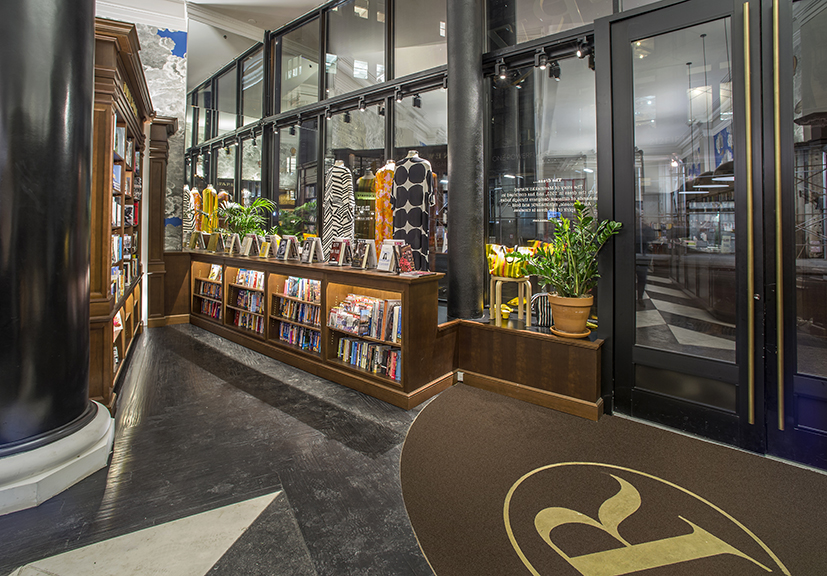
461 371 604 421
147 314 190 328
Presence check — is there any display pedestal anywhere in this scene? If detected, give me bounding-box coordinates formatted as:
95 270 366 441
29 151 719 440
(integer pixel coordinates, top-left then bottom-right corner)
0 402 114 516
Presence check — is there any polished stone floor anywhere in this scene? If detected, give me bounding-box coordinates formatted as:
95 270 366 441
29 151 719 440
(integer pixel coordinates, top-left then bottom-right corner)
0 325 433 576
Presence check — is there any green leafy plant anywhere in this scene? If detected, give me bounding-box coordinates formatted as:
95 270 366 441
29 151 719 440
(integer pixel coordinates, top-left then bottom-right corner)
216 197 276 237
514 201 622 298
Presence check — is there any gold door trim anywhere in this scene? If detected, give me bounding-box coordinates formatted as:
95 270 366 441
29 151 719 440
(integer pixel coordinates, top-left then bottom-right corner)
773 0 785 431
744 2 755 425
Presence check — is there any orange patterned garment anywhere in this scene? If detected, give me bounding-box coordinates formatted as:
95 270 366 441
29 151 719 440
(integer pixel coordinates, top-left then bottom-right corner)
373 161 395 248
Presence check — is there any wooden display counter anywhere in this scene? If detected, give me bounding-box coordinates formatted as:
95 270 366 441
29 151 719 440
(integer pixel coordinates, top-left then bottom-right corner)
186 252 455 409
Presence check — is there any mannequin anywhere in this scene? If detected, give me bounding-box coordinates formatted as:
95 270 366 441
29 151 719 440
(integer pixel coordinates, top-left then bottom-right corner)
392 151 435 271
323 160 355 257
374 160 395 247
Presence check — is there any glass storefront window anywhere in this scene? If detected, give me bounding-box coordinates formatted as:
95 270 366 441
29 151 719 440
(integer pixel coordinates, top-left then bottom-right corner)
324 107 386 241
216 145 236 201
395 0 447 78
277 119 318 236
196 85 212 144
240 139 262 206
487 0 612 50
216 68 238 137
185 99 194 150
631 19 735 363
793 0 827 378
489 58 596 248
242 48 264 127
326 0 386 98
281 19 320 113
395 89 448 282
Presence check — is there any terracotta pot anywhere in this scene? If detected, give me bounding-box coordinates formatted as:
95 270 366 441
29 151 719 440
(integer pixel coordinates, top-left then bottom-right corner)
549 294 593 337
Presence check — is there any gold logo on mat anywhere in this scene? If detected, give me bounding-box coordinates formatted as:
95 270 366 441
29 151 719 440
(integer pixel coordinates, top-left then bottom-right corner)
504 463 789 575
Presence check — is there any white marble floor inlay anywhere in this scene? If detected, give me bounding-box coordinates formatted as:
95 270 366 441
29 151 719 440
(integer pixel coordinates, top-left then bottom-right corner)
669 325 736 350
7 492 280 576
635 309 667 328
643 283 691 299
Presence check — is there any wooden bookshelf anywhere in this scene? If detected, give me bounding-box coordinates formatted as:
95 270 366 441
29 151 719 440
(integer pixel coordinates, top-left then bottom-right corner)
89 18 153 408
186 254 452 409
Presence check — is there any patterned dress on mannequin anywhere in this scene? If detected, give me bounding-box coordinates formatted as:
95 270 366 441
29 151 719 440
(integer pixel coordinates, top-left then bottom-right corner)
322 162 355 257
373 161 395 249
392 153 435 271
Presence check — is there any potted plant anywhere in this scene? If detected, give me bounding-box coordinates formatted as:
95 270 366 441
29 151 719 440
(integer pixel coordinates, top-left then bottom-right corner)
515 201 622 337
216 197 276 237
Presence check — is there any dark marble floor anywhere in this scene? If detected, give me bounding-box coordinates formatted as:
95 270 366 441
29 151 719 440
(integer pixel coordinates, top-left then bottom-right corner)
0 324 434 576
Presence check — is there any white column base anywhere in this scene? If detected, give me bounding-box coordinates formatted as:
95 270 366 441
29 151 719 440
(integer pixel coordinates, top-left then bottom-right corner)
0 401 114 516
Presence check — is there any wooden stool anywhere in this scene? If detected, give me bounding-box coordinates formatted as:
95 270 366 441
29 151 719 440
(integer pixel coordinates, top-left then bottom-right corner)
489 275 531 327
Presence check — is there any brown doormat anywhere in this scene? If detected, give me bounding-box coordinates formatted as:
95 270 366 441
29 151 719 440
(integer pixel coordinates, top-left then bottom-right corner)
400 384 827 576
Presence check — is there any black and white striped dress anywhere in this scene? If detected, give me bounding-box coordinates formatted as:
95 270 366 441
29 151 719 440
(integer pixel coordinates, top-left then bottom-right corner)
322 163 354 258
392 154 435 271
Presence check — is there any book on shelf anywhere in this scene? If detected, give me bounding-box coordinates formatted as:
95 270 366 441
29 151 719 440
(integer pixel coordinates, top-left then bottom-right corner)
277 298 321 327
207 264 222 281
112 197 122 227
236 289 264 313
125 138 134 170
206 233 224 253
397 244 415 273
227 233 242 255
300 237 324 264
259 241 271 258
283 276 321 303
234 268 265 290
123 205 134 227
277 235 300 260
328 293 401 343
278 323 321 353
351 239 377 269
200 299 222 320
188 231 200 250
114 126 126 160
113 164 122 193
124 173 132 197
327 238 352 266
233 310 265 334
240 235 254 256
113 310 123 339
336 337 401 381
262 234 280 257
377 240 404 272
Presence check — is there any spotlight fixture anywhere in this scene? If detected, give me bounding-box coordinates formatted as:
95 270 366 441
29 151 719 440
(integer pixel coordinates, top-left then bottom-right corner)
442 75 448 91
413 94 422 108
395 89 403 103
343 111 351 123
252 138 257 147
289 125 296 136
378 103 385 116
535 49 548 70
576 37 589 59
588 52 595 71
224 146 230 155
273 124 279 134
548 60 561 81
325 107 332 121
497 58 507 79
358 97 366 112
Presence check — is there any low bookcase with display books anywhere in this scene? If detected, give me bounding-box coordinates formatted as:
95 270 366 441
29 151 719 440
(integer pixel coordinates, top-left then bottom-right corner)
225 266 266 338
268 273 323 355
191 260 224 323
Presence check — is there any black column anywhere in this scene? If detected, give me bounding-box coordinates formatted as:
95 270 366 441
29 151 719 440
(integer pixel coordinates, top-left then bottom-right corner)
447 0 485 319
0 0 95 453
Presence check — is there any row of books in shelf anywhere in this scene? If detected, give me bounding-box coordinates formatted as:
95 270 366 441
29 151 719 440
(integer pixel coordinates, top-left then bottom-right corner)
276 299 321 327
207 264 223 281
337 338 402 381
236 289 264 314
110 266 125 299
235 268 265 290
197 281 222 300
284 276 321 303
233 310 264 334
111 234 136 263
200 300 222 320
328 294 402 343
278 323 321 353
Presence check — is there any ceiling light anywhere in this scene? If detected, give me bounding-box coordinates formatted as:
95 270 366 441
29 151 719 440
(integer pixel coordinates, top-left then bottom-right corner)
548 60 561 81
325 107 332 121
358 98 366 112
395 89 403 102
535 50 548 70
497 59 507 79
413 94 422 108
378 103 385 116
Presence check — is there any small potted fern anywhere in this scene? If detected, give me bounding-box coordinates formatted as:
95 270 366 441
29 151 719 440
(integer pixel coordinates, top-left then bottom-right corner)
515 201 621 337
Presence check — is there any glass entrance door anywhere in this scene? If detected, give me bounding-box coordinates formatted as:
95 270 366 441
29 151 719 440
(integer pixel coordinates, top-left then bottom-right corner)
765 0 827 468
611 0 764 451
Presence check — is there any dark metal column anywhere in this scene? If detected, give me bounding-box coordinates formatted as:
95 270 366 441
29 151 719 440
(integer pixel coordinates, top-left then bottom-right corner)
0 0 95 452
447 0 485 319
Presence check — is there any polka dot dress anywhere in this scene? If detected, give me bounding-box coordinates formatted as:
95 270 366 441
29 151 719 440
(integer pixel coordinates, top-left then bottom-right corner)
392 154 435 271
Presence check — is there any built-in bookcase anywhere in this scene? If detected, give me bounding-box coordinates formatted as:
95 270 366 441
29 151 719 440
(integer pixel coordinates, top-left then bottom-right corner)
191 260 223 323
225 266 266 338
89 18 153 408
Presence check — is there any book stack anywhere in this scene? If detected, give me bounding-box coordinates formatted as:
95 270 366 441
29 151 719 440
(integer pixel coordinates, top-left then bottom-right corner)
284 277 321 303
278 300 321 327
279 323 321 353
337 338 402 381
234 310 264 334
236 289 264 314
327 294 402 343
200 299 222 320
199 281 222 299
235 269 265 290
